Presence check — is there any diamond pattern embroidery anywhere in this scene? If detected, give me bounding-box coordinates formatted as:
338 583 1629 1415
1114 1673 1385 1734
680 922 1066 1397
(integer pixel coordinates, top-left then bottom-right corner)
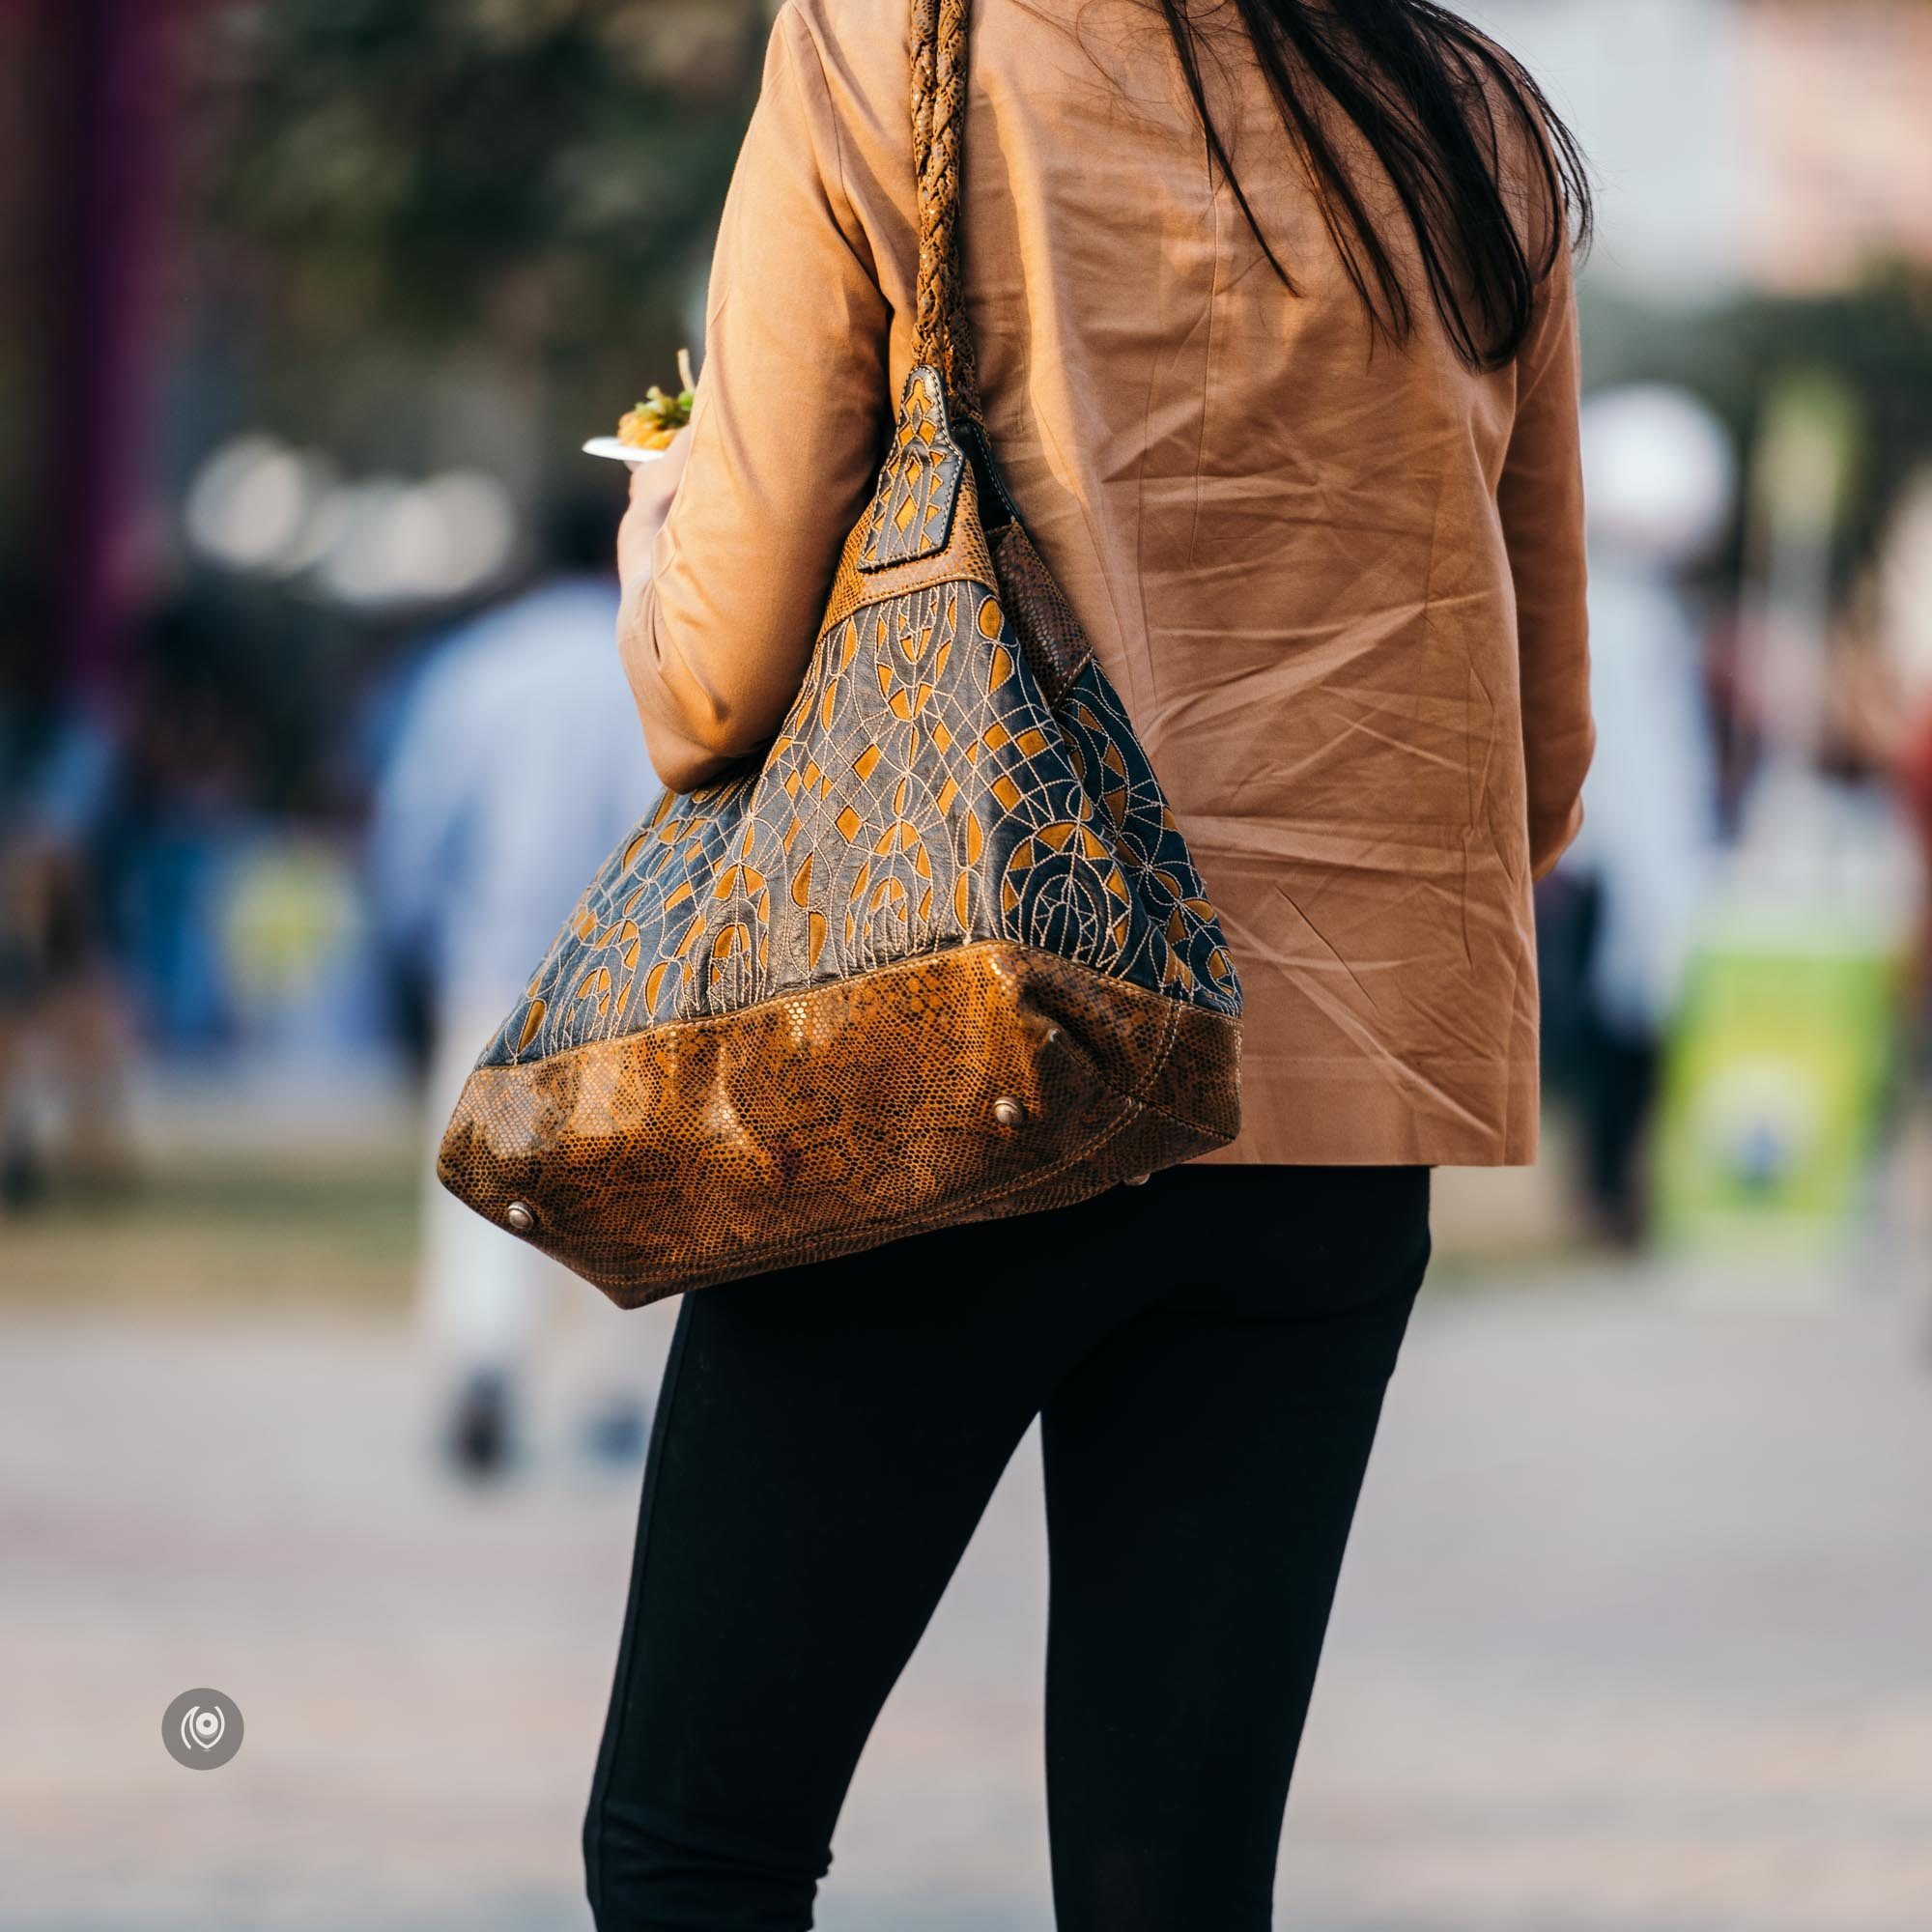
858 368 964 572
483 368 1239 1071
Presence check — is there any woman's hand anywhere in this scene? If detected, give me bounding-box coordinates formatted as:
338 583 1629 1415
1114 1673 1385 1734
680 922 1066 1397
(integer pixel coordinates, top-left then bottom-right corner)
613 430 733 794
615 428 695 618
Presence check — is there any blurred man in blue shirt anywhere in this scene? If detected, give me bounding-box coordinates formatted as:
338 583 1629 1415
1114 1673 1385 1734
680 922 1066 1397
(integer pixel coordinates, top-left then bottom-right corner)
371 506 663 1477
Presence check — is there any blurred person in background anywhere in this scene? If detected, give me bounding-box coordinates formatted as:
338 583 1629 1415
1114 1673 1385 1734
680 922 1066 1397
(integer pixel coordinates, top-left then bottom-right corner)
370 501 663 1479
1549 386 1732 1245
0 577 131 1208
1876 471 1932 1056
1903 711 1932 1051
583 0 1592 1924
111 590 280 1057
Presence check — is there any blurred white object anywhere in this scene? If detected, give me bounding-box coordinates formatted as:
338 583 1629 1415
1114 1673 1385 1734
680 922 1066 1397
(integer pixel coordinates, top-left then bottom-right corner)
315 469 519 607
184 433 332 574
1580 383 1737 570
582 438 671 468
185 437 519 604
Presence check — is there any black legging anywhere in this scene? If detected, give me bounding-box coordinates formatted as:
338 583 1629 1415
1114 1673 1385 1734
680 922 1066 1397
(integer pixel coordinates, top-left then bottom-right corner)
584 1163 1431 1930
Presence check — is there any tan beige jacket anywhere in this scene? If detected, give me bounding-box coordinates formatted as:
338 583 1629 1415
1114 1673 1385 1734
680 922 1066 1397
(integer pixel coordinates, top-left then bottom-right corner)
626 0 1594 1166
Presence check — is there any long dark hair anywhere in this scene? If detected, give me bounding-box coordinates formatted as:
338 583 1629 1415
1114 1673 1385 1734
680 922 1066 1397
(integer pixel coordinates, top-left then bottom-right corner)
1155 0 1592 370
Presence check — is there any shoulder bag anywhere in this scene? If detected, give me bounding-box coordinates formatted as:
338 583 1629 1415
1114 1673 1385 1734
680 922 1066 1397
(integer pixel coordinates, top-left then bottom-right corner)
437 0 1243 1305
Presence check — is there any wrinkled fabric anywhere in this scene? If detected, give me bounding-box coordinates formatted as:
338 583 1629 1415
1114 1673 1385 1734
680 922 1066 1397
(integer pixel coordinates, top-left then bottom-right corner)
631 0 1594 1165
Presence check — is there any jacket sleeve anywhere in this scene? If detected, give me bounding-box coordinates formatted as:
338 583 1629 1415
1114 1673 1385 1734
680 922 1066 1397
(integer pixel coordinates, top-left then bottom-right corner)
1498 233 1595 882
622 2 893 793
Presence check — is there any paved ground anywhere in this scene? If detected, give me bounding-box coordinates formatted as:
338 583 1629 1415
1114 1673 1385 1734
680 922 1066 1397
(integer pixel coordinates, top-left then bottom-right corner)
5 1254 1931 1932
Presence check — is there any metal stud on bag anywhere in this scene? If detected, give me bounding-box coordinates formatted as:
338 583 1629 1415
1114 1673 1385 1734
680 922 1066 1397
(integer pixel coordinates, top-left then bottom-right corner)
991 1096 1026 1128
505 1201 535 1234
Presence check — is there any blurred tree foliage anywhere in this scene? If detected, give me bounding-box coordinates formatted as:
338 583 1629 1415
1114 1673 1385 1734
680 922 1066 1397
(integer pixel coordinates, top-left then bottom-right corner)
141 0 781 788
191 0 775 359
1583 265 1932 590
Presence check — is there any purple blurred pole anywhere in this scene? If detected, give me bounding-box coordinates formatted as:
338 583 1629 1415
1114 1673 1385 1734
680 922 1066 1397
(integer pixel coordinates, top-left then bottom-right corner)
38 0 185 710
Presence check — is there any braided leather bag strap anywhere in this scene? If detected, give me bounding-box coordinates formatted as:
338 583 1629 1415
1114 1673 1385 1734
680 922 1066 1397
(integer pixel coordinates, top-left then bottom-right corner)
910 0 982 424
